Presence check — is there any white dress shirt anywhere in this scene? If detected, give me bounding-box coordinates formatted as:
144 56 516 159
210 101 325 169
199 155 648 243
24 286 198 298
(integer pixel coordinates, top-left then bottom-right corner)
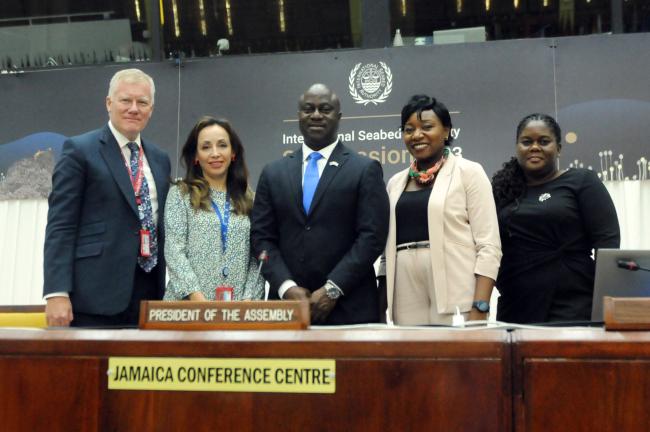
108 121 160 225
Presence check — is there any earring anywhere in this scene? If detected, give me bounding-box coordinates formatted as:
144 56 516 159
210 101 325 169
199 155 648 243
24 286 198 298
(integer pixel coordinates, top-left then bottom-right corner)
231 154 236 161
194 159 199 166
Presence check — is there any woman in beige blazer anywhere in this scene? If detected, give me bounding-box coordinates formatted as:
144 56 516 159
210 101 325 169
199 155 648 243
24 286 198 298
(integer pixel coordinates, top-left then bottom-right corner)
382 95 502 325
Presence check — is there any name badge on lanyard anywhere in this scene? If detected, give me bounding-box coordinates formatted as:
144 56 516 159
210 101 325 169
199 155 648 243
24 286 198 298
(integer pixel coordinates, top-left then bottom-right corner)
140 229 151 257
211 194 231 278
123 145 151 257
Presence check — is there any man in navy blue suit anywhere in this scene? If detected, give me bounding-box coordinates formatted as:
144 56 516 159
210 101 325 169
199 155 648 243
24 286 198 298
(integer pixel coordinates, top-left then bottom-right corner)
43 68 171 327
251 83 389 325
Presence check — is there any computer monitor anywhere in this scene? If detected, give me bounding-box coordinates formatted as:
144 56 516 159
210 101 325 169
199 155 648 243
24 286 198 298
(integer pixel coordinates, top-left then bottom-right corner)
591 249 650 321
433 27 486 45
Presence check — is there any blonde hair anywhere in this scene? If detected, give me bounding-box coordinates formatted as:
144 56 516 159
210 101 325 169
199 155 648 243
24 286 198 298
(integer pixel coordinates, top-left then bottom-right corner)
107 68 156 104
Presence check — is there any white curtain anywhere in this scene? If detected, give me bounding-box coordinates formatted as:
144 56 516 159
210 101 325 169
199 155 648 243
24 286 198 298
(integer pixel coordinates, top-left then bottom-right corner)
0 200 48 305
605 181 650 249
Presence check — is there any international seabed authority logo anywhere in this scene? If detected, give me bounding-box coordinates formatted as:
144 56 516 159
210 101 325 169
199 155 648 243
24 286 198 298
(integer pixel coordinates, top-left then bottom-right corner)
348 62 393 106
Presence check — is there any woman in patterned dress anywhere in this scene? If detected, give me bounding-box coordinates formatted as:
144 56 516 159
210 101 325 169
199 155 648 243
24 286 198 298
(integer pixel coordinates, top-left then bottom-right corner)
164 116 264 301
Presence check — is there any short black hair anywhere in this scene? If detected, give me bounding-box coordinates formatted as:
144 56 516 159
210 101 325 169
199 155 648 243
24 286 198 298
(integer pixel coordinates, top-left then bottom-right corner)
400 94 453 144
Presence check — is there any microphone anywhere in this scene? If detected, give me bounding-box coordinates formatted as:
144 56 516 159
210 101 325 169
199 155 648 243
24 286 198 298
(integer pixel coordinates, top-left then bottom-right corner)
617 259 650 272
255 250 269 299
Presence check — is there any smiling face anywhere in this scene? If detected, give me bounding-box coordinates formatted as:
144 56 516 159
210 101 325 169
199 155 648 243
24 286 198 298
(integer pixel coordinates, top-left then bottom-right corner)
298 84 341 150
106 80 153 141
195 124 233 187
403 109 450 169
516 119 561 183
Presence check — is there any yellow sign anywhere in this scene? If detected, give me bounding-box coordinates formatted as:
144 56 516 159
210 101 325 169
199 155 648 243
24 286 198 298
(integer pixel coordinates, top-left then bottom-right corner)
107 357 336 393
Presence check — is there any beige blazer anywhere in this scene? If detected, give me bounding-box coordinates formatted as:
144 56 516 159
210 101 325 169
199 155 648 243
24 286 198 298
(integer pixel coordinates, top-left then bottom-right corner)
383 153 502 318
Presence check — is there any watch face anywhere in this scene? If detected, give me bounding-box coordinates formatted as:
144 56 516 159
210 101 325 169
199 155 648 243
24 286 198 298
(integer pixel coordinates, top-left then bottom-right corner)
326 288 340 299
473 301 489 313
325 284 340 299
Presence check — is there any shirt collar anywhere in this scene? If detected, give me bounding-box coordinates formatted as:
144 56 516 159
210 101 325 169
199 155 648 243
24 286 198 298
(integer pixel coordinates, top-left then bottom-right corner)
108 121 142 150
302 138 339 162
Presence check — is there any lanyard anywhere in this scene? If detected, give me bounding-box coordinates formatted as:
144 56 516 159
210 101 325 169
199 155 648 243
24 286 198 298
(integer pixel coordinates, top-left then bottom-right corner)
210 194 230 254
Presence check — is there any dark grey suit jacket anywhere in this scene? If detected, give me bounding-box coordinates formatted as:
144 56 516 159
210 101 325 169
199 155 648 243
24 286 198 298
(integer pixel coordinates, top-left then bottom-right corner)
43 125 171 315
250 142 389 324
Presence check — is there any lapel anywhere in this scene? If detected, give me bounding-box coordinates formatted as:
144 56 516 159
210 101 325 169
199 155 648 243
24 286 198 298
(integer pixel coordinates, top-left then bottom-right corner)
388 168 409 213
307 142 349 216
285 148 305 216
428 151 456 219
98 125 139 217
386 167 410 318
427 152 457 310
141 139 166 201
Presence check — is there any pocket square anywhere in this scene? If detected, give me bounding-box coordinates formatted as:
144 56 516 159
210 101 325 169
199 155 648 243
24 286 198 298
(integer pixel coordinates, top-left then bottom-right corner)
329 161 339 167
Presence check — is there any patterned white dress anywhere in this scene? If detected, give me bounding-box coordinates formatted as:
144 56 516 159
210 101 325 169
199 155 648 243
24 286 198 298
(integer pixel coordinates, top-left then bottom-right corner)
164 185 264 300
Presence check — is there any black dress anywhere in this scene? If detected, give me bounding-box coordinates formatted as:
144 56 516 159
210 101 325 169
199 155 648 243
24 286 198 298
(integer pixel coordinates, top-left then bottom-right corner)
496 169 620 323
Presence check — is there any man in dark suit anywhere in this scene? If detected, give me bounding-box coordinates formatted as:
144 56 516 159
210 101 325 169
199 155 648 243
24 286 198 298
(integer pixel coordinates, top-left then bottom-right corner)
251 83 389 324
43 68 171 327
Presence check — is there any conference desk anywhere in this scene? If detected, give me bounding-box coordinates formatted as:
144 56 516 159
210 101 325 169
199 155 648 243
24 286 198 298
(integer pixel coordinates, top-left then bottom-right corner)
1 327 649 432
0 328 510 432
511 329 650 432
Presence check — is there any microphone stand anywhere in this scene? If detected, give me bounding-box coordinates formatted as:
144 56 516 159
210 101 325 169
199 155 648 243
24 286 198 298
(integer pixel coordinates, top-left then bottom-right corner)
256 250 269 300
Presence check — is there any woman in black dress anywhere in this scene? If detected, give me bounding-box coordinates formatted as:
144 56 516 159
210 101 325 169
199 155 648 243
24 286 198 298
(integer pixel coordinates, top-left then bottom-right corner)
492 113 620 323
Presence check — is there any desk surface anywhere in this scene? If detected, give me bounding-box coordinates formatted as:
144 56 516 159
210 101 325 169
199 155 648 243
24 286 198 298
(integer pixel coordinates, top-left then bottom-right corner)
0 327 509 355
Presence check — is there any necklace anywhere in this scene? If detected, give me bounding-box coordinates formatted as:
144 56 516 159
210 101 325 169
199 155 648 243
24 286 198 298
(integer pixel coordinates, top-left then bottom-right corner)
408 148 449 186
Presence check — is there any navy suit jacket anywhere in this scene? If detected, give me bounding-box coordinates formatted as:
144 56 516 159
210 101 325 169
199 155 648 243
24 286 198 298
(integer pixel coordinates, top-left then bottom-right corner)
250 142 389 324
43 125 171 315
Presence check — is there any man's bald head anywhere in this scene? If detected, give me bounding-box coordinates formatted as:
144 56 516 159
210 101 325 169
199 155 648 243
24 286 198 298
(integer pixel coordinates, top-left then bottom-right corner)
298 83 342 150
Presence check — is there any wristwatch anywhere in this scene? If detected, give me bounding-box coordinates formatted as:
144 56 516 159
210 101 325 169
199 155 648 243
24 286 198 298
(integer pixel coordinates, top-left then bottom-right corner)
324 281 342 300
472 300 490 313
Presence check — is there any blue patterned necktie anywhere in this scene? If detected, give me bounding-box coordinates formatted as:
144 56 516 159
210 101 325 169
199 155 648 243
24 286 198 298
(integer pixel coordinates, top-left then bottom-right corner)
303 152 323 213
127 142 157 272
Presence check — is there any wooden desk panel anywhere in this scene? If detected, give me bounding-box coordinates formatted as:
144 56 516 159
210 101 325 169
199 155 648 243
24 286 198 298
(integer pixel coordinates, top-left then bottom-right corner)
102 358 506 431
512 329 650 432
0 356 101 432
0 329 511 432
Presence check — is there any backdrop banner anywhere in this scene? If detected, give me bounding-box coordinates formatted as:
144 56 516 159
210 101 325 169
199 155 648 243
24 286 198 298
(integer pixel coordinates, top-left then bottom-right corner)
1 33 648 195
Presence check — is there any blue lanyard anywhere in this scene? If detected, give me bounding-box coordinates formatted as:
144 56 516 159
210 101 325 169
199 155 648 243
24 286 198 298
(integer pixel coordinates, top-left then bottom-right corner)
210 194 230 254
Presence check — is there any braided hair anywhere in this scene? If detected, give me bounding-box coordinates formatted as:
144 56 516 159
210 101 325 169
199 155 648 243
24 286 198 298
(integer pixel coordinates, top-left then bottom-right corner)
491 113 562 209
492 157 526 210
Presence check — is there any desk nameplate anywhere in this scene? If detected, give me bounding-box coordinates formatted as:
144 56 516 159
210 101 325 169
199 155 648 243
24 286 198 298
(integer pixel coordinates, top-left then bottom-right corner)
107 357 335 393
604 296 650 330
139 300 309 330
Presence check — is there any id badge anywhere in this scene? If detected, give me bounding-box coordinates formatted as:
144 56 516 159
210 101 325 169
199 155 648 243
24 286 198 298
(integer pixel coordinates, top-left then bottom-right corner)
140 229 152 257
215 286 234 301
